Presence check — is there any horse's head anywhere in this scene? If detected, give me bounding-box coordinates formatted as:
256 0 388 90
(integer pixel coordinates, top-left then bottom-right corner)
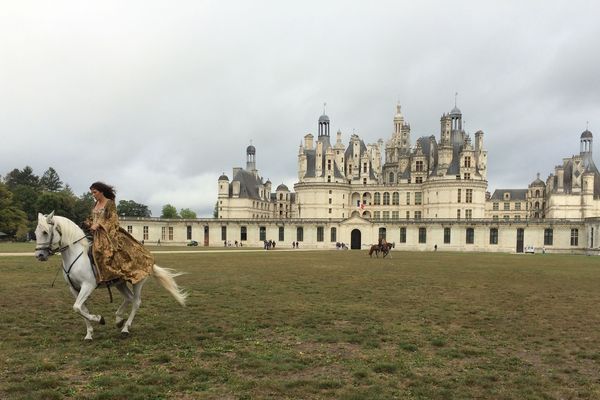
34 211 61 261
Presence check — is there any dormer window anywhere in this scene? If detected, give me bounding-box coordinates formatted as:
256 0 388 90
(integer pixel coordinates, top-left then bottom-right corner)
503 192 511 201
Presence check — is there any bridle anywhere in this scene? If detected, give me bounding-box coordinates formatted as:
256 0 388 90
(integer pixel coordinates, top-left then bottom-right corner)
35 220 87 256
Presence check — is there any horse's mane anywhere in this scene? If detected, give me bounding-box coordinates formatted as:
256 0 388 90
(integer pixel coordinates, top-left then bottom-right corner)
53 216 90 251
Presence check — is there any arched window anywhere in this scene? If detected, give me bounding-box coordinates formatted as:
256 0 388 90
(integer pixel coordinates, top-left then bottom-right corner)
392 192 399 205
535 189 540 197
383 192 390 205
535 201 540 209
374 192 381 205
389 172 394 184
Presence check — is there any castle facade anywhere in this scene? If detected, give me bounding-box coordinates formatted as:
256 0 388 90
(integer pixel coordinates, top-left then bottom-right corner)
123 103 600 254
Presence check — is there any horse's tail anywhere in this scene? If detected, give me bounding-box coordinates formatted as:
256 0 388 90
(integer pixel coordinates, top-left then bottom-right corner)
152 265 188 306
368 246 374 256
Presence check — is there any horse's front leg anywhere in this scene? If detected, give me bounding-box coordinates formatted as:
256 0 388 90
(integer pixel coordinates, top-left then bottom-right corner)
72 283 105 328
114 281 133 329
120 278 147 336
69 287 94 340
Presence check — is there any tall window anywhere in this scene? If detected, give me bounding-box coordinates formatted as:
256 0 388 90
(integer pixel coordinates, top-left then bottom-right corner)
444 227 451 244
317 227 324 242
374 211 381 219
414 211 422 220
415 160 424 171
169 227 174 241
493 202 499 211
457 189 462 203
489 228 498 245
464 156 471 168
363 163 367 173
570 229 578 246
544 228 553 245
415 192 422 205
374 192 381 205
465 209 472 220
515 202 521 211
392 192 399 205
279 226 284 242
392 211 399 220
400 227 407 243
383 192 390 205
379 227 387 240
241 226 247 241
457 209 461 220
161 227 167 240
382 211 389 220
504 202 510 211
259 226 266 241
406 211 410 220
418 227 427 244
187 226 193 240
143 226 149 240
466 189 473 203
297 227 304 242
389 172 394 183
330 227 337 242
406 192 410 205
466 228 474 244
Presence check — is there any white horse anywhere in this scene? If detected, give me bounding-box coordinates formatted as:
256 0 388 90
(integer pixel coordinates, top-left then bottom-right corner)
34 212 188 340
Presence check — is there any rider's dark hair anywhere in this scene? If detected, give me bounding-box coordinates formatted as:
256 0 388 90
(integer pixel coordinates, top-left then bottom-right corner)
90 181 116 200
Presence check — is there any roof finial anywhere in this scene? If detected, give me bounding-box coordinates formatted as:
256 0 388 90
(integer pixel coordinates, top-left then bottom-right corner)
586 121 589 130
537 172 540 179
323 102 327 115
454 92 458 108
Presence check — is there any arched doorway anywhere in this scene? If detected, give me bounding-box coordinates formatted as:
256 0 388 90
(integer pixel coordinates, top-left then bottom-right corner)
351 229 361 249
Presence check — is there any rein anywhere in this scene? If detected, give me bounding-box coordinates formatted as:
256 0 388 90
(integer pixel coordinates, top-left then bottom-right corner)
35 221 88 256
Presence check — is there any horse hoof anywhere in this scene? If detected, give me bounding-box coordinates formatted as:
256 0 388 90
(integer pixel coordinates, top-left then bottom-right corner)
116 319 125 329
99 316 105 325
120 331 130 339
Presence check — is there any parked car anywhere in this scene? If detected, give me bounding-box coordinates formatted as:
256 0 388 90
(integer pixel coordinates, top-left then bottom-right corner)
524 245 535 254
187 240 199 246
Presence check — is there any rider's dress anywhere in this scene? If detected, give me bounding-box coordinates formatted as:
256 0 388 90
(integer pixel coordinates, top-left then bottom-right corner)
90 199 153 284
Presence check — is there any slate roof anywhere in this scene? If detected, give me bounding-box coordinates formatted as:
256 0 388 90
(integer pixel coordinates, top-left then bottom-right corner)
230 169 263 199
489 189 528 201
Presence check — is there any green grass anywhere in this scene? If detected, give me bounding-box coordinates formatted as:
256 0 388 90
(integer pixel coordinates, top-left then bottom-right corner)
1 251 600 399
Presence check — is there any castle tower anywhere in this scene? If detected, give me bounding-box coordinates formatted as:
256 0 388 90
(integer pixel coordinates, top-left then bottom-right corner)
318 103 331 145
246 144 256 172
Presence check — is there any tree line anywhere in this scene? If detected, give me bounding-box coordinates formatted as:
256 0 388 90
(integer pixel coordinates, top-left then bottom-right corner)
0 166 197 241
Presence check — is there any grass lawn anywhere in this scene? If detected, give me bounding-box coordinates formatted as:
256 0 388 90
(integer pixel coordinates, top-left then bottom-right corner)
1 250 599 399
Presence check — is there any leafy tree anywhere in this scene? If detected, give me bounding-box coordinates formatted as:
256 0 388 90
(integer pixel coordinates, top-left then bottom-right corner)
0 183 28 239
161 204 179 219
117 200 152 218
10 184 39 224
35 191 77 221
4 166 40 190
39 167 63 192
72 192 95 226
180 208 197 219
213 201 219 218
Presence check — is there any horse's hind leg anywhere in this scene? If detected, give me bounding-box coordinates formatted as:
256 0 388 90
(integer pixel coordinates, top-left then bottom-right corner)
69 286 101 340
114 281 133 328
120 278 147 336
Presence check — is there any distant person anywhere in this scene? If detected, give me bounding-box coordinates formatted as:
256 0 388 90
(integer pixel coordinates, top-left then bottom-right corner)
157 239 161 246
434 244 437 251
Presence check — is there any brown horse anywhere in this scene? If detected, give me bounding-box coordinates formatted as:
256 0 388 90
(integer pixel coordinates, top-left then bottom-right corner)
369 242 394 258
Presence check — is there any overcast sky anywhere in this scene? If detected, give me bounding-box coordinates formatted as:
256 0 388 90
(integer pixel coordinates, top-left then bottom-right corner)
1 0 599 217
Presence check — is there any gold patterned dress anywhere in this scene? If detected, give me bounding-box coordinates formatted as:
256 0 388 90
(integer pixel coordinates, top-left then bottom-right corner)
90 199 154 284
